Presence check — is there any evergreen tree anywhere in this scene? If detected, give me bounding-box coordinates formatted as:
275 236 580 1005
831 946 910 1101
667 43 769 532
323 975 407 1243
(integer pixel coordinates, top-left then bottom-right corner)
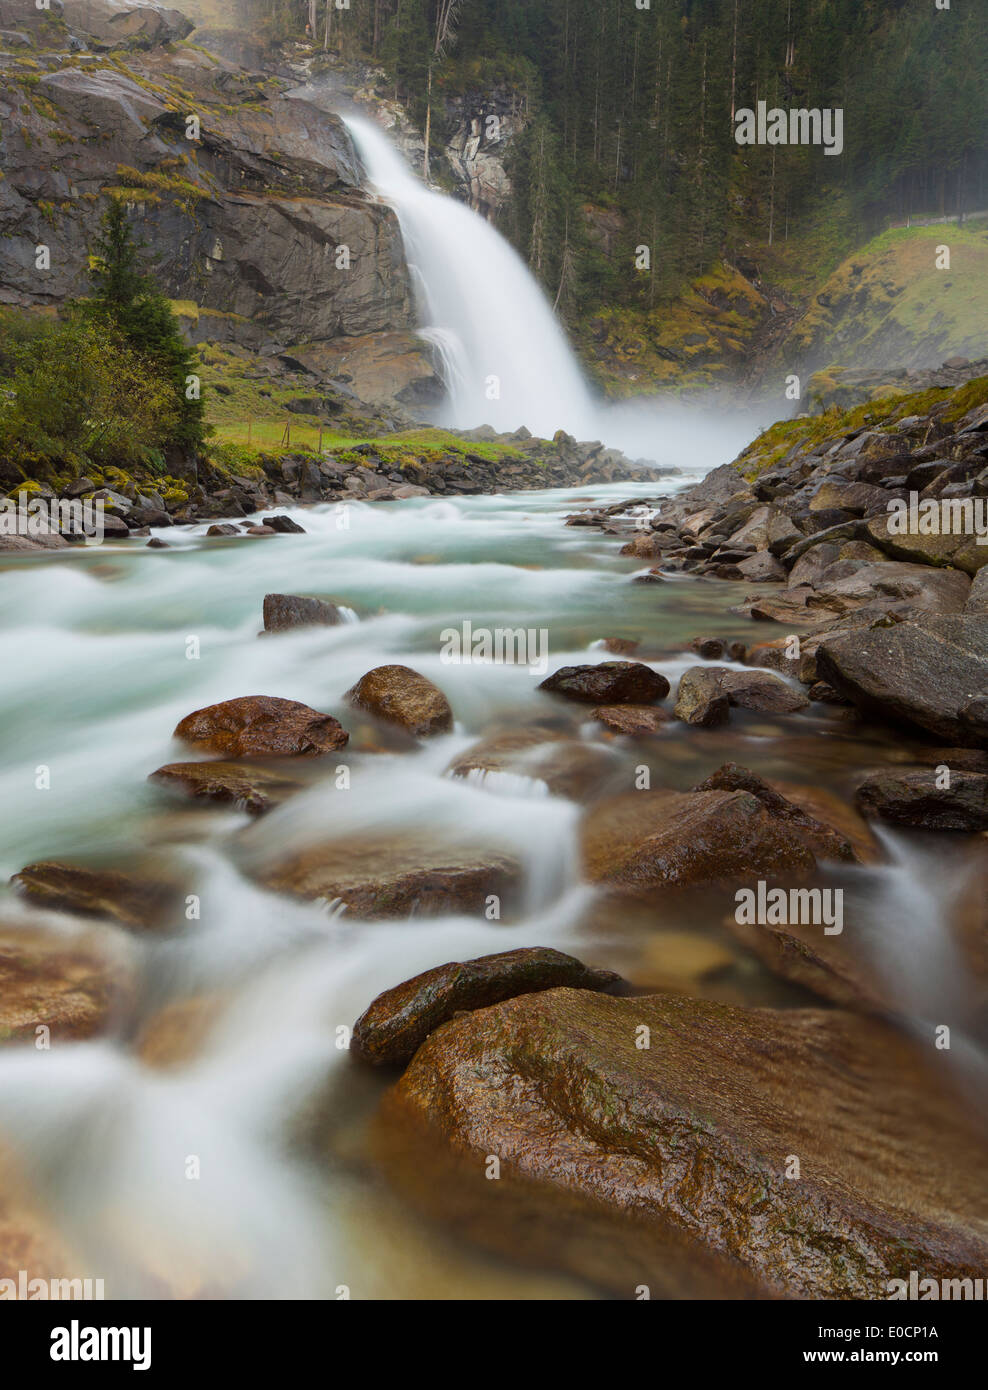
88 199 206 453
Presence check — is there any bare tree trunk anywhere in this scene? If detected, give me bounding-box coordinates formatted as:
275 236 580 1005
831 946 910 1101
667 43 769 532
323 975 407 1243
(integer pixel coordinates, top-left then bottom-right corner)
424 62 433 180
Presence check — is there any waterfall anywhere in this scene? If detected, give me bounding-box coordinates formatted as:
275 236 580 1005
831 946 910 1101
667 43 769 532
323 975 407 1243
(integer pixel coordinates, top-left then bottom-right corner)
343 114 598 440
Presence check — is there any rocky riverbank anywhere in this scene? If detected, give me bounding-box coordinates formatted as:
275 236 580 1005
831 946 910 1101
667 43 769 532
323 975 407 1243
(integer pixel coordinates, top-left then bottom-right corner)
1 428 666 549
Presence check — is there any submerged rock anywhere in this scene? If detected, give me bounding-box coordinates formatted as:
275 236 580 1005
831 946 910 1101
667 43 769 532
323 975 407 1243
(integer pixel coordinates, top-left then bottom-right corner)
148 761 303 816
352 947 621 1066
0 923 134 1044
580 788 815 891
262 593 345 632
9 861 179 933
538 662 669 705
374 989 988 1298
174 695 349 758
447 730 618 801
345 665 453 737
257 835 519 920
590 704 673 736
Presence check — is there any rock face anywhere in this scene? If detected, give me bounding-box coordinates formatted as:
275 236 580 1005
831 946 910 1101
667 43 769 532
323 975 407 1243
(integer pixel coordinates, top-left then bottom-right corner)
0 923 133 1043
148 761 302 816
0 28 418 391
673 668 730 726
352 948 620 1066
538 662 670 705
580 789 815 891
345 666 453 737
816 616 988 746
262 593 345 632
174 696 349 757
854 769 988 831
9 861 178 932
257 835 519 920
374 989 988 1298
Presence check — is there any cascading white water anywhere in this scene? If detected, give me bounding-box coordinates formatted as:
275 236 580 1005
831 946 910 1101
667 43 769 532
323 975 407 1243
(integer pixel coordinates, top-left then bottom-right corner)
343 114 598 440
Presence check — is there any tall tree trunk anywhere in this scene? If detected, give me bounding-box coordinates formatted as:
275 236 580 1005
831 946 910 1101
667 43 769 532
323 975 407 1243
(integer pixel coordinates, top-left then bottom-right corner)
424 62 433 180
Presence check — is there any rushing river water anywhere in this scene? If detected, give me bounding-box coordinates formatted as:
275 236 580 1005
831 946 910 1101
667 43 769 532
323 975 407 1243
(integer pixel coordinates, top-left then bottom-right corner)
1 481 984 1299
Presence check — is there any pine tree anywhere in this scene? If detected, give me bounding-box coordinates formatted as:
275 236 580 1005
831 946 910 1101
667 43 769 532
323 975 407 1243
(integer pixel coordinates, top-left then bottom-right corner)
88 198 206 453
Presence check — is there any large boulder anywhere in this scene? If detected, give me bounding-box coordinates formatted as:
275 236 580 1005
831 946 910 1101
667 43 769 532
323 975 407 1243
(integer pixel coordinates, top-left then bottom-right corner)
538 662 669 705
345 665 452 738
816 616 988 746
580 789 815 892
374 990 988 1298
352 948 620 1066
174 695 349 757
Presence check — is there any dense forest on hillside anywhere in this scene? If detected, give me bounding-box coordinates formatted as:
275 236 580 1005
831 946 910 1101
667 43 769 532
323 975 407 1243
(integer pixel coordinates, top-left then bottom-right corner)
236 0 986 319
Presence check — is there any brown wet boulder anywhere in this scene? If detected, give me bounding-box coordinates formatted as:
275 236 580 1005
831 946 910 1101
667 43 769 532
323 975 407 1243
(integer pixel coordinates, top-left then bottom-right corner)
539 662 669 705
9 862 179 933
148 762 303 817
352 947 621 1066
691 764 860 862
581 788 815 892
0 924 134 1044
257 834 519 920
590 705 672 737
854 768 988 832
174 695 349 757
816 615 988 746
262 593 345 632
345 665 453 737
374 989 988 1298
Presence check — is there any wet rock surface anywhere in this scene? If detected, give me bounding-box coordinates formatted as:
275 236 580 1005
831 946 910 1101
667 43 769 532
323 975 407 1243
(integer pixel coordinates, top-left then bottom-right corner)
174 695 349 758
854 768 988 831
538 662 669 705
352 947 621 1066
345 665 453 738
257 835 520 920
580 788 816 891
0 923 134 1043
374 989 988 1298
